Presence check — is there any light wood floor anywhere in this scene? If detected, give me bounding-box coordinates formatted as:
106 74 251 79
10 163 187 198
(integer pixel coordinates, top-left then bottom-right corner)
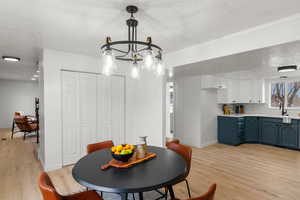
1 128 300 200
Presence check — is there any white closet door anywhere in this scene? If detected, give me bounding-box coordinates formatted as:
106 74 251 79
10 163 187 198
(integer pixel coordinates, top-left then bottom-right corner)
97 75 111 142
62 71 81 165
79 73 97 156
111 76 125 145
97 75 125 145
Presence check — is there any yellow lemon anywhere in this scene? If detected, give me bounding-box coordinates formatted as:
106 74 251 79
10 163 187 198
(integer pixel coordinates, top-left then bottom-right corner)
111 146 117 152
117 145 123 152
115 151 120 155
125 144 130 150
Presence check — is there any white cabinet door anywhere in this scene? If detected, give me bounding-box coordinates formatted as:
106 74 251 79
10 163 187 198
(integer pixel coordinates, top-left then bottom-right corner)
62 71 81 165
239 80 252 103
217 78 265 104
227 79 240 103
217 88 229 104
252 79 265 103
201 75 227 89
79 73 97 156
111 76 125 145
201 75 216 89
217 79 238 104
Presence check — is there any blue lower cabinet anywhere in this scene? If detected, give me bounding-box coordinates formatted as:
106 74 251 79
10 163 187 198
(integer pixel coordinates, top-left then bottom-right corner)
244 117 259 142
218 116 300 150
260 119 279 145
278 122 298 149
218 116 244 146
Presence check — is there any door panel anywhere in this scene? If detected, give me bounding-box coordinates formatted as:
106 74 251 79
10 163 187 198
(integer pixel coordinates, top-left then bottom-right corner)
111 76 125 145
279 124 298 149
97 75 111 142
62 71 81 165
260 121 278 145
244 117 259 142
62 72 125 165
218 117 242 145
79 73 97 156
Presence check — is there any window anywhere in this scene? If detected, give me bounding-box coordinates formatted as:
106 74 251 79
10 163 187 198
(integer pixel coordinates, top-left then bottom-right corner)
270 80 300 108
287 81 300 107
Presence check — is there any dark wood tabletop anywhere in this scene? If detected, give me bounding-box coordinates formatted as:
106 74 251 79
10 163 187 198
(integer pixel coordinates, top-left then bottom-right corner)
72 146 187 200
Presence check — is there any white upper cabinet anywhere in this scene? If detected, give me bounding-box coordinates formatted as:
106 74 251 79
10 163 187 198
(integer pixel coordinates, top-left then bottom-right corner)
239 80 252 103
217 78 265 104
201 75 227 89
251 79 265 103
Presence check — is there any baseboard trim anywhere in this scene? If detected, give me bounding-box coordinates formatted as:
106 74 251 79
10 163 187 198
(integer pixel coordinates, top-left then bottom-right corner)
199 140 218 148
43 162 62 171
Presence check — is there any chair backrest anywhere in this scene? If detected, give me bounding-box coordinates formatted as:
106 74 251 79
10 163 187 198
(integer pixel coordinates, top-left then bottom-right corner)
14 112 21 116
14 116 27 131
14 116 36 131
87 140 114 154
166 139 180 147
190 184 217 200
39 172 62 200
167 142 192 174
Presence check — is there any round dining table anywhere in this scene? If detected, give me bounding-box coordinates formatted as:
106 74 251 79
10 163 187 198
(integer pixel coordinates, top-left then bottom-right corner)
72 146 187 200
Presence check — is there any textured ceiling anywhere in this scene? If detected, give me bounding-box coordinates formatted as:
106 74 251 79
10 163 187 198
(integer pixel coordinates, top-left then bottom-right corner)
1 0 300 80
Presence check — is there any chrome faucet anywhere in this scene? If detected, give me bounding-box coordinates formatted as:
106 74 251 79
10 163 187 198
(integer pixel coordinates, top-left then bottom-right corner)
279 102 288 116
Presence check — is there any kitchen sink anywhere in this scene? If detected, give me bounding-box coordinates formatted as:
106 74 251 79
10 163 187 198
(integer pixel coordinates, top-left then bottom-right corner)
282 116 292 124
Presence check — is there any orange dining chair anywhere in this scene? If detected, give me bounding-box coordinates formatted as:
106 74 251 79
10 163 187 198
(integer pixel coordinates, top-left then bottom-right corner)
166 138 180 147
14 115 38 140
172 184 217 200
87 140 114 154
39 172 103 200
11 112 21 138
86 140 114 196
167 142 193 198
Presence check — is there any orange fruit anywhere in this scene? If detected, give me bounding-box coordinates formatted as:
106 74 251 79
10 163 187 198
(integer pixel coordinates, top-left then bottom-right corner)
116 145 123 152
115 151 120 155
111 146 117 152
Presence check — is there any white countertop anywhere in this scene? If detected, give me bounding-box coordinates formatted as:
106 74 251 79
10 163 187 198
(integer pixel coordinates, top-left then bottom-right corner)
218 114 300 119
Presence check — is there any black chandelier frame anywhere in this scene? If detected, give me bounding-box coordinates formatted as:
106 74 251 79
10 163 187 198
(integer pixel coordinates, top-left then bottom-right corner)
100 5 163 62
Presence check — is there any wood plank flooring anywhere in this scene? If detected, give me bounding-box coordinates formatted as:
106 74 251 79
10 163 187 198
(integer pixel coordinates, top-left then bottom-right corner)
1 128 300 200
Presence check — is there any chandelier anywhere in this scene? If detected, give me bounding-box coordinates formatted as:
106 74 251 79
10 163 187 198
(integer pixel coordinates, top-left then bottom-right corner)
100 5 165 79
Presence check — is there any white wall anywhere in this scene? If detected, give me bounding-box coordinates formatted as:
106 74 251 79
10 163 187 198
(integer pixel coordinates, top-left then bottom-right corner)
199 89 218 147
175 76 201 147
0 79 38 128
174 76 218 147
166 14 300 68
40 49 165 171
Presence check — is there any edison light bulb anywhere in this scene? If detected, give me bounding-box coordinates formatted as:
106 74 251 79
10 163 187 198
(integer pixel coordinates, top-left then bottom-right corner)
156 61 165 76
143 50 154 70
131 62 140 79
102 50 116 76
168 68 173 78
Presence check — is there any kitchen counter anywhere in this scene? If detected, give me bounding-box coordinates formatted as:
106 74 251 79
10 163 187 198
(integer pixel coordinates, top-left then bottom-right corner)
218 114 300 119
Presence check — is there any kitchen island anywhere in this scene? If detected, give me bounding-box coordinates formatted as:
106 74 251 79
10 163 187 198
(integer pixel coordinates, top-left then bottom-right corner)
218 114 300 150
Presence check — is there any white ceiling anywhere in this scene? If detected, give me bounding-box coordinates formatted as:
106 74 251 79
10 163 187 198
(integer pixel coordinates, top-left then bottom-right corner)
1 0 300 80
